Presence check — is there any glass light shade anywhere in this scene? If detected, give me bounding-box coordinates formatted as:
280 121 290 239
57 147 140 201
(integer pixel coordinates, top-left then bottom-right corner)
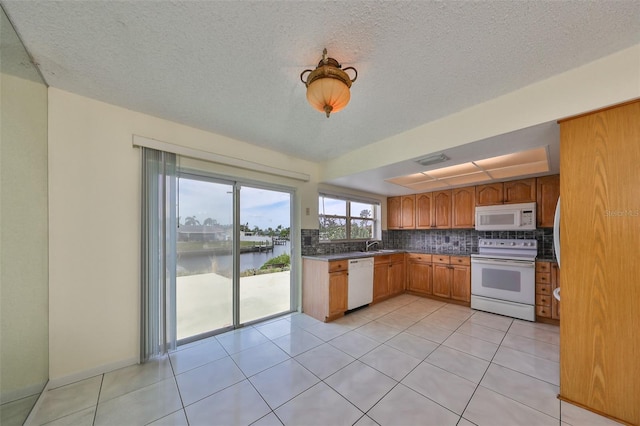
306 78 351 117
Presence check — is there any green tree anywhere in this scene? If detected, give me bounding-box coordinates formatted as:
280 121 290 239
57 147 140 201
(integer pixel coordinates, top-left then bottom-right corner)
203 218 217 226
185 216 200 226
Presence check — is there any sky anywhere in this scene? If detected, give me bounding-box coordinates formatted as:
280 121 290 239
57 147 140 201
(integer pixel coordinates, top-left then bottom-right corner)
177 177 291 230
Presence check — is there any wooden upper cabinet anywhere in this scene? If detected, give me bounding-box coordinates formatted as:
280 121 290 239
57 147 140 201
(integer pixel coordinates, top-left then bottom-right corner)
452 187 475 228
536 175 560 227
476 182 504 206
387 196 402 229
433 190 452 229
387 195 415 229
504 178 536 204
415 192 433 229
400 195 416 229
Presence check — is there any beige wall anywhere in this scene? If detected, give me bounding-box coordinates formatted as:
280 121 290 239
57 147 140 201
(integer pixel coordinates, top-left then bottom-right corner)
47 88 341 382
0 72 49 402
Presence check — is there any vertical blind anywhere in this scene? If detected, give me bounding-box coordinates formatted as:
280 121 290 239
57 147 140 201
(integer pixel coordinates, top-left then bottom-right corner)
140 148 177 361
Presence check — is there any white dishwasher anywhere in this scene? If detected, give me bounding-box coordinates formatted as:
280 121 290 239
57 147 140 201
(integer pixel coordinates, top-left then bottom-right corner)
348 257 374 310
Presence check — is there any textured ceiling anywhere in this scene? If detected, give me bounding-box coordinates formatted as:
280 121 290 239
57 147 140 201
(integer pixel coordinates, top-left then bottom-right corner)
2 1 639 164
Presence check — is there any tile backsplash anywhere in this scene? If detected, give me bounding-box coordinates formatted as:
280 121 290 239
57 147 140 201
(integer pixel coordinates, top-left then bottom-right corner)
301 228 556 260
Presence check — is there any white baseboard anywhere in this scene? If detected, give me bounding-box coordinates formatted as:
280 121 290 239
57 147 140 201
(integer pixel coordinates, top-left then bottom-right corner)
48 356 139 390
0 381 48 405
22 357 139 425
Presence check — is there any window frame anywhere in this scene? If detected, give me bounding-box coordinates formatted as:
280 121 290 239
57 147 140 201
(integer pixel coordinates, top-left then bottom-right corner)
318 193 380 242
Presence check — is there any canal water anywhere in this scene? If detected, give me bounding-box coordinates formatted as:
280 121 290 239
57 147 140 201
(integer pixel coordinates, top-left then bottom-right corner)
177 241 290 276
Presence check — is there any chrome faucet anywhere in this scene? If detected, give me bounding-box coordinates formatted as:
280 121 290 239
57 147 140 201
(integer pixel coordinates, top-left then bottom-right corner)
365 240 380 252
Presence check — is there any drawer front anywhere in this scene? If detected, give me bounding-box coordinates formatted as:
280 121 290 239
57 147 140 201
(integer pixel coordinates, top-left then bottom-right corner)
536 262 551 273
329 261 348 272
374 255 390 264
450 256 470 266
536 294 551 306
389 253 405 263
536 305 552 318
536 272 551 284
433 255 450 264
407 253 432 262
536 283 552 295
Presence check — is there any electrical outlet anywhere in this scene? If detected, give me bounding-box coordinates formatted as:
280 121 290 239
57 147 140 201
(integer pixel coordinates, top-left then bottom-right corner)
305 207 310 215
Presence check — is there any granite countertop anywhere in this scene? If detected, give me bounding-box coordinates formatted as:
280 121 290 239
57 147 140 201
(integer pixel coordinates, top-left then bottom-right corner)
303 250 475 261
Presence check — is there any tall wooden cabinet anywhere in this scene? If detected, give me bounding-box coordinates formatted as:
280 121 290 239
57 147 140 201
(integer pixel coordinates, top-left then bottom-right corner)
536 175 560 227
558 100 639 425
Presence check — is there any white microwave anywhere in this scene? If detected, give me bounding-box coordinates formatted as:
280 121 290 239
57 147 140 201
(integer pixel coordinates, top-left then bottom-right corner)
475 202 536 231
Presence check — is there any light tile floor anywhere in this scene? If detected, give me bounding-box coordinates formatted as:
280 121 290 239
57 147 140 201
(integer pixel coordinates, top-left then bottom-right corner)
28 294 623 426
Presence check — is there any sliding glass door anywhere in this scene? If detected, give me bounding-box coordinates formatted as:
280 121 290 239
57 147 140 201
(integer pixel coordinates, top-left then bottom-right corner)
175 173 293 343
176 177 234 341
239 186 291 324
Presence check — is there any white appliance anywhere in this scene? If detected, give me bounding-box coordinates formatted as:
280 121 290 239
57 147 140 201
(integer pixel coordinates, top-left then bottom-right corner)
471 238 537 321
553 197 561 301
475 202 536 231
348 257 374 309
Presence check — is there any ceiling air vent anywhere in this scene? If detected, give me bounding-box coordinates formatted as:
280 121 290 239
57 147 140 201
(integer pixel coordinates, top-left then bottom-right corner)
415 153 449 167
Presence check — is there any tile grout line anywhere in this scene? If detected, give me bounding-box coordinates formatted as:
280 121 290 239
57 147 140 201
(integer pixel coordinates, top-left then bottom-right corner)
91 374 105 426
453 315 514 423
167 353 189 425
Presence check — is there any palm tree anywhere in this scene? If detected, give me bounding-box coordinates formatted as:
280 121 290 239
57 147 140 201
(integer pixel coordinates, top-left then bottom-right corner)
185 216 200 226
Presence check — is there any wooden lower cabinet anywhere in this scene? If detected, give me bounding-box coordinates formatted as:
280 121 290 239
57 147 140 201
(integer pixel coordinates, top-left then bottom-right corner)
302 258 349 322
388 255 405 295
432 262 451 298
451 261 471 302
432 255 471 303
374 254 405 302
535 261 559 323
373 260 390 302
407 253 432 295
328 270 348 317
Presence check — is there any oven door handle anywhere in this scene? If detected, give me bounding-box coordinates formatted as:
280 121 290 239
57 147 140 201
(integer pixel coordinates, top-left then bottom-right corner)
471 258 535 268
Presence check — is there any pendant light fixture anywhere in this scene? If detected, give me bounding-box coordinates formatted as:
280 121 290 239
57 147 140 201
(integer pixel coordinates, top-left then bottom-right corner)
300 48 358 118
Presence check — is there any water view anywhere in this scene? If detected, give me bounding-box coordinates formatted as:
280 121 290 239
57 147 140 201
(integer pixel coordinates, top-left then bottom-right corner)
177 240 291 276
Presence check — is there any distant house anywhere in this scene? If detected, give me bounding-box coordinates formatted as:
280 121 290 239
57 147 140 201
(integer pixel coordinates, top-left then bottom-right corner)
177 225 228 242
